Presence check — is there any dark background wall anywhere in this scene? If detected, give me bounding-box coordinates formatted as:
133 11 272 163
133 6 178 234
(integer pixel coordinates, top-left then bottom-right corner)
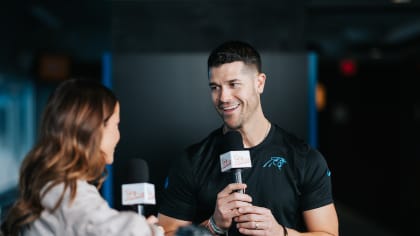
317 57 420 234
1 0 420 235
111 53 310 215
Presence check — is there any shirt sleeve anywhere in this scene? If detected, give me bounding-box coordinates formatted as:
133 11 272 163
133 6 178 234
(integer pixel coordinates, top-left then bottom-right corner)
158 151 197 221
299 148 334 211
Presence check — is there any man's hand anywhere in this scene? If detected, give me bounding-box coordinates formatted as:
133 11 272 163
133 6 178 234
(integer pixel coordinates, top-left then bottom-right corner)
212 183 253 230
234 205 284 235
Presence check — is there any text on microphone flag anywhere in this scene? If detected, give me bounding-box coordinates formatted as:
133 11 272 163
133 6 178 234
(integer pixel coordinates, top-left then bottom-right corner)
121 183 156 205
220 150 251 172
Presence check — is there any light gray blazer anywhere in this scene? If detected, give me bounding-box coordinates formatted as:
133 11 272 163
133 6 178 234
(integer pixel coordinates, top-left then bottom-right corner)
22 180 163 236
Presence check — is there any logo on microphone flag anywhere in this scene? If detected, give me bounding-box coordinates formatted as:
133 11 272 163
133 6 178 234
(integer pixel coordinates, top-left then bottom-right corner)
122 183 156 205
220 150 251 172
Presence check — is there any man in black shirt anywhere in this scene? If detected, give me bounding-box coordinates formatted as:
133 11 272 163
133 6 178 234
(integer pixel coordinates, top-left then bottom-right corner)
158 41 338 236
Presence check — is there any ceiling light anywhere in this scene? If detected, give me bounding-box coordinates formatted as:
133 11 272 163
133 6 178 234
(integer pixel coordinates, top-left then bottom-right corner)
391 0 411 4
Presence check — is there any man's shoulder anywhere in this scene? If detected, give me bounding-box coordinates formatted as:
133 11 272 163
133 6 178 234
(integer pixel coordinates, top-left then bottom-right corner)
271 124 311 155
272 124 306 145
186 127 223 154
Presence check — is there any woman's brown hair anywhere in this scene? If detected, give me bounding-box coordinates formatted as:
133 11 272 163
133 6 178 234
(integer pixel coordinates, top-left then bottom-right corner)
1 78 118 235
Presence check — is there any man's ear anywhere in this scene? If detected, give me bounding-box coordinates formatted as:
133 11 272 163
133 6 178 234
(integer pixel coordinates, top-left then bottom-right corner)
256 73 266 94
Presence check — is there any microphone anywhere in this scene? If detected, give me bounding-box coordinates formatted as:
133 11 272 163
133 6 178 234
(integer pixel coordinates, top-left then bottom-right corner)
121 158 156 215
219 131 251 194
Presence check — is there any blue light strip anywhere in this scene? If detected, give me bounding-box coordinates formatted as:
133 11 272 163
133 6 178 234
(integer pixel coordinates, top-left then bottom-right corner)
101 52 113 207
102 52 112 88
308 52 318 148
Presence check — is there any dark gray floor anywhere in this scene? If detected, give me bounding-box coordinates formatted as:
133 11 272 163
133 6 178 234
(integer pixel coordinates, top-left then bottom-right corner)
336 202 400 236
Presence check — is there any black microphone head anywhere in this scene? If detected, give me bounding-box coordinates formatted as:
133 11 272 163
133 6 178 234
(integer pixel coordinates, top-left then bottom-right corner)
121 158 149 183
220 130 244 154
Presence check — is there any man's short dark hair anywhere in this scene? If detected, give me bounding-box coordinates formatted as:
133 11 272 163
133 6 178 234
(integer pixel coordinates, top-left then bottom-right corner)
207 40 262 74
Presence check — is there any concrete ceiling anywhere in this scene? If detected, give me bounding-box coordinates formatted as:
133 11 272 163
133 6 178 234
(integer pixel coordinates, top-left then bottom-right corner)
112 0 420 60
1 0 420 73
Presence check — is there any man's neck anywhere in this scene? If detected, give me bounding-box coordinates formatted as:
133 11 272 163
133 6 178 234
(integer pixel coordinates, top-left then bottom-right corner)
224 118 271 148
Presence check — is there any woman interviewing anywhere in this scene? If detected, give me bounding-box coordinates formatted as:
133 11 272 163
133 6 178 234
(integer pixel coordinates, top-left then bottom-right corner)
1 79 162 236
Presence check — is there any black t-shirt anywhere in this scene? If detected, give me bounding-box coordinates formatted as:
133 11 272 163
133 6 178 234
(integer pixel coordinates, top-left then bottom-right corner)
159 124 334 234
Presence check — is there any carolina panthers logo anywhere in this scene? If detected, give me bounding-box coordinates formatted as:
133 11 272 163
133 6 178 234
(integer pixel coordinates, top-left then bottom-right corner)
263 157 287 170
